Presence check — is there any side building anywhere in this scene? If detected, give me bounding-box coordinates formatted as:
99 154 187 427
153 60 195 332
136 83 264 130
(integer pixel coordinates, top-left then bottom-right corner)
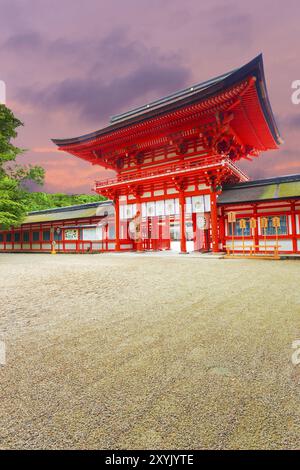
0 173 299 254
0 201 132 253
219 174 300 254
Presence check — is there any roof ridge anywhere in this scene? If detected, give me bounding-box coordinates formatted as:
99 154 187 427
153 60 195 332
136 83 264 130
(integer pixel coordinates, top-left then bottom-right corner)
28 200 112 215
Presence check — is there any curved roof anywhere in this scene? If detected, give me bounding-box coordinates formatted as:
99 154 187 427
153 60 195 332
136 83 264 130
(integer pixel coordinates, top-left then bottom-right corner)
52 54 281 148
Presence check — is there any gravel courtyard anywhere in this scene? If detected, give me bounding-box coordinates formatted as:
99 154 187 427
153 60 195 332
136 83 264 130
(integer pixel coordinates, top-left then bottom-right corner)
0 253 299 450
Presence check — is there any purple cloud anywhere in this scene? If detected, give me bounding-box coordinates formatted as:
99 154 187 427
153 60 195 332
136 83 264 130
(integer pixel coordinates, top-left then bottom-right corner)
15 30 190 124
5 31 44 50
213 13 253 47
281 114 300 130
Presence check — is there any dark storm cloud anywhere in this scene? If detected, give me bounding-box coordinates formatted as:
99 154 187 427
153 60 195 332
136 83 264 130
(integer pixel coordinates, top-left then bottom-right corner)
281 114 300 130
3 29 86 62
4 30 80 59
15 29 190 123
90 28 146 67
2 0 297 192
4 26 176 70
5 31 44 50
89 28 182 75
19 61 190 123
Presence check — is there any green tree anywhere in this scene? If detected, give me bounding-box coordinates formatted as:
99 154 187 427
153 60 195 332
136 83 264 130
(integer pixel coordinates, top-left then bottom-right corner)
0 104 45 228
22 192 106 212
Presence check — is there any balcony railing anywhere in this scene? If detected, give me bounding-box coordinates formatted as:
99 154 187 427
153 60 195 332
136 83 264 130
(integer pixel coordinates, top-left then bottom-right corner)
95 155 246 190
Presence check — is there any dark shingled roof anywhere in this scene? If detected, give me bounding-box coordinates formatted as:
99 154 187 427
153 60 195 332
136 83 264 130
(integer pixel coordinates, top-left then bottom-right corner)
52 54 281 147
218 174 300 204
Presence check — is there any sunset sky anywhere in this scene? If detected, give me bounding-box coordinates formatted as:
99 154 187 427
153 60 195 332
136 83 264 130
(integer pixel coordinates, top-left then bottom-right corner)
1 0 300 193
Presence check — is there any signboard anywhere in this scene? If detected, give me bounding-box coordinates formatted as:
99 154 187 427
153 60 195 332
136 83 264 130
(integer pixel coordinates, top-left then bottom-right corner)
65 229 78 240
165 200 175 215
146 202 155 217
129 212 141 240
197 215 206 230
120 204 136 220
204 194 211 212
192 196 204 213
155 200 165 216
82 227 102 241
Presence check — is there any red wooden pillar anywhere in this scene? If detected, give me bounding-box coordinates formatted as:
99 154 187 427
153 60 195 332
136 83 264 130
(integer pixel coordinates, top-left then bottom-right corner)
253 204 259 252
192 212 197 249
12 226 14 250
30 224 32 251
62 225 65 253
150 215 159 250
163 215 171 250
105 222 108 251
50 225 55 252
179 191 187 253
291 201 297 253
136 198 143 252
114 194 121 251
219 207 225 251
210 190 219 253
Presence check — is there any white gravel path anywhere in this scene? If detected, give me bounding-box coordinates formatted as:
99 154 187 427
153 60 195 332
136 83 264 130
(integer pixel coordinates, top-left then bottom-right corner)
0 253 299 449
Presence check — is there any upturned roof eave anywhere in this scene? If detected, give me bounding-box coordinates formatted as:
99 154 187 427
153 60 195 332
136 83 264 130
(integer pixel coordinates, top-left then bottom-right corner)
52 54 282 149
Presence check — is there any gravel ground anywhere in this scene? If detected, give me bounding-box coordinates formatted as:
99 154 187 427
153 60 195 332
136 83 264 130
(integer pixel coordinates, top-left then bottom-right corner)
0 253 300 450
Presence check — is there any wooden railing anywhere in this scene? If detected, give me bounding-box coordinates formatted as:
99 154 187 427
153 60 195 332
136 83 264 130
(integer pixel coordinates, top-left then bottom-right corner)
94 156 249 190
0 239 133 253
224 243 281 260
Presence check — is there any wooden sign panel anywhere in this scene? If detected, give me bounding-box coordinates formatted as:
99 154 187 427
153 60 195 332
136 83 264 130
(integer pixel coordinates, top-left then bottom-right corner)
65 229 79 240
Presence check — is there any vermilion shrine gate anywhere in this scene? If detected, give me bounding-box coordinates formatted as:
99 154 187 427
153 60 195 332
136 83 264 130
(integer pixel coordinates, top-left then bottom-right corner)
52 55 281 253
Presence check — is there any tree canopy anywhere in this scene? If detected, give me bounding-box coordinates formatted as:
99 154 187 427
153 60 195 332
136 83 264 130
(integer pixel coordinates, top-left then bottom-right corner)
22 192 106 213
0 105 105 229
0 104 45 228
